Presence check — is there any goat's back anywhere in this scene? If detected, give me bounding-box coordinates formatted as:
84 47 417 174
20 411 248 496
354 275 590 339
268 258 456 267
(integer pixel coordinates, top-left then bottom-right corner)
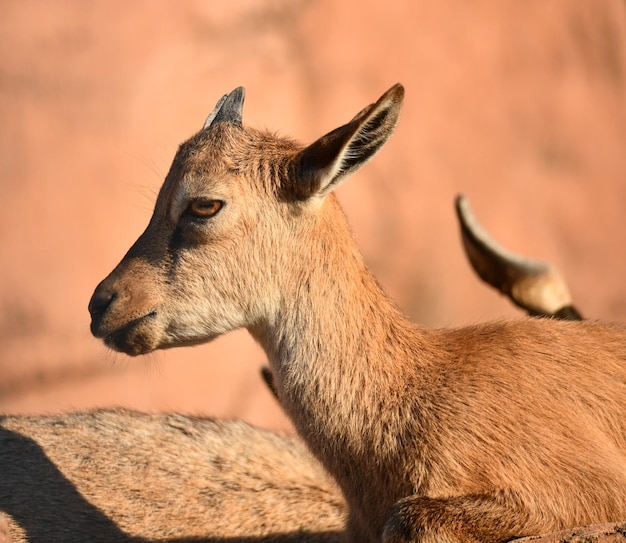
412 318 626 526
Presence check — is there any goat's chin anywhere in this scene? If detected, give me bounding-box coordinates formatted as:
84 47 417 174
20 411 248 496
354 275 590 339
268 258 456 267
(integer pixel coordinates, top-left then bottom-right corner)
105 333 158 357
101 313 162 356
104 311 238 355
107 328 219 356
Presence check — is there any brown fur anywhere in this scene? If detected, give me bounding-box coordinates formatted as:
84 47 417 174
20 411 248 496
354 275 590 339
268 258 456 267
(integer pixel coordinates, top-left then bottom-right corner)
2 236 584 543
89 85 626 542
0 409 346 542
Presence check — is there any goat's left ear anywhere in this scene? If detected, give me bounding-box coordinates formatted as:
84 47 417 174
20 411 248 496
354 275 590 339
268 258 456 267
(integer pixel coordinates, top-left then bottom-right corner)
288 83 404 201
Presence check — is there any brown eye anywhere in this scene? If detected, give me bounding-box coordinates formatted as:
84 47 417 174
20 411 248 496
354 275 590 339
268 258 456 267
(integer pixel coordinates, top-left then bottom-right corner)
186 199 224 218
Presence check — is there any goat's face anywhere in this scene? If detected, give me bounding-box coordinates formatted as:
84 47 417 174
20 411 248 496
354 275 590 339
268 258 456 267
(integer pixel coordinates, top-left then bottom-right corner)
89 125 297 355
88 85 404 355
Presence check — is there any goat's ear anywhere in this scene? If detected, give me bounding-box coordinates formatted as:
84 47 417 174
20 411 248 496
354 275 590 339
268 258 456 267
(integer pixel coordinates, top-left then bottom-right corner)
288 83 404 201
203 87 246 129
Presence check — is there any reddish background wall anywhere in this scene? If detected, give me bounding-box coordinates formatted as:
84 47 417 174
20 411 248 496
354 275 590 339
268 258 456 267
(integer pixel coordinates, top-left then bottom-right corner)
1 1 625 432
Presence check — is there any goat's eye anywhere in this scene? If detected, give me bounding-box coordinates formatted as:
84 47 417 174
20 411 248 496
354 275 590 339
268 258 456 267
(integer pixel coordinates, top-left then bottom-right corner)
186 199 224 218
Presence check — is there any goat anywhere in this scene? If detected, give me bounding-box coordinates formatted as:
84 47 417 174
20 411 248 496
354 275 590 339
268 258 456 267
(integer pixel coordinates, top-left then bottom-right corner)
2 197 591 543
89 85 626 543
2 207 591 543
0 409 346 542
0 185 608 542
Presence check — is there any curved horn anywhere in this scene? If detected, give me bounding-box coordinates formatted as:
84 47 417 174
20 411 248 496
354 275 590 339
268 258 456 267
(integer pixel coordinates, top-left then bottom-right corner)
455 194 579 318
203 87 246 129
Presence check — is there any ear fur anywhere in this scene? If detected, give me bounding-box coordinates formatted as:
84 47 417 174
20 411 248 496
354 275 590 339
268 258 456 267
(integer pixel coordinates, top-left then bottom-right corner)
288 83 404 201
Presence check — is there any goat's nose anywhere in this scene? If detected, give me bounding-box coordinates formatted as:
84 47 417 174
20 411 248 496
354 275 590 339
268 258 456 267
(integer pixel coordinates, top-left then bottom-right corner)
88 282 117 337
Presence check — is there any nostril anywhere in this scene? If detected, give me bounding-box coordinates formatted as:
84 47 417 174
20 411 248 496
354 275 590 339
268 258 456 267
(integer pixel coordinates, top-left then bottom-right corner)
88 284 118 333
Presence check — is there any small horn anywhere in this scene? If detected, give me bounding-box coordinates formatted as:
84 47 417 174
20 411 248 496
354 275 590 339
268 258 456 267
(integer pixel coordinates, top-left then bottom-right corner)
203 87 246 129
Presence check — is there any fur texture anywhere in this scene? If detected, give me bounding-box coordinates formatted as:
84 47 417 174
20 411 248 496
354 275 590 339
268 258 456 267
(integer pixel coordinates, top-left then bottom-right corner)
0 409 346 542
89 84 626 542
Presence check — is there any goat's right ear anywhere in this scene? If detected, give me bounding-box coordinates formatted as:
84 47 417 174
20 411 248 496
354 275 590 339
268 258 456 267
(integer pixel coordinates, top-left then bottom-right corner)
287 84 404 201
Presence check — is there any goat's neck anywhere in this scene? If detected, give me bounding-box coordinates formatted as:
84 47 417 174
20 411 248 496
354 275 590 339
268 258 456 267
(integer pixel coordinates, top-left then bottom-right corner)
249 199 430 489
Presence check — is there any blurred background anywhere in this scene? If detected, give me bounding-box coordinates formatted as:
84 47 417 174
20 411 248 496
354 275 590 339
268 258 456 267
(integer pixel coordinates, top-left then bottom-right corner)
1 1 625 432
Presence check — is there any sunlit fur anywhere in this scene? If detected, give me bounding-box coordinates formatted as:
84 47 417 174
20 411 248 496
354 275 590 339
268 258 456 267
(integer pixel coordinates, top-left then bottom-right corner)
90 85 626 543
0 410 346 543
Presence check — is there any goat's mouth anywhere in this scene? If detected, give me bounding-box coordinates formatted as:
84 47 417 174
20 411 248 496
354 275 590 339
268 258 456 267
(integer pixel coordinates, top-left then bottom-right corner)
100 311 159 356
